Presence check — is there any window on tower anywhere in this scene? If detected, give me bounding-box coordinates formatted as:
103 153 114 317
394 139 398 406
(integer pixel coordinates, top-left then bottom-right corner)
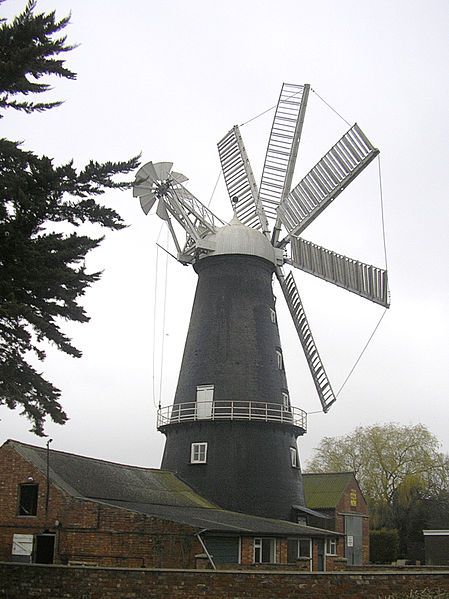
276 348 283 370
269 307 276 324
190 442 208 464
290 447 298 468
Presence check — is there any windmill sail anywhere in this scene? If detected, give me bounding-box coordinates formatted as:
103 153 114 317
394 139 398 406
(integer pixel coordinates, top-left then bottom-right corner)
259 83 309 223
277 124 379 237
218 126 269 233
290 238 389 308
278 269 336 413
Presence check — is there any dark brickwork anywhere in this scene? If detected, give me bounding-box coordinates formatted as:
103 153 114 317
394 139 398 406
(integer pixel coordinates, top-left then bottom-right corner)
174 254 288 405
161 254 306 520
2 563 449 599
161 421 304 519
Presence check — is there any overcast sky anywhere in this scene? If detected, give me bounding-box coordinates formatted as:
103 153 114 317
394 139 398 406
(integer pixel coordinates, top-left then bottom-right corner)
1 0 448 469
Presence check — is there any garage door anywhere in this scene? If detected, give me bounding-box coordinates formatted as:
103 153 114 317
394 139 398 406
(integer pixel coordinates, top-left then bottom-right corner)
204 536 240 564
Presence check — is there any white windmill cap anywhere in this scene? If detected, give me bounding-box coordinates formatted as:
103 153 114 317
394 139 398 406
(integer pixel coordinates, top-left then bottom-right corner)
200 216 279 265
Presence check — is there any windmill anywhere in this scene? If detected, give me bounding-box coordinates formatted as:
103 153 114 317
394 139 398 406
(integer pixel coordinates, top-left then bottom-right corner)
133 83 389 521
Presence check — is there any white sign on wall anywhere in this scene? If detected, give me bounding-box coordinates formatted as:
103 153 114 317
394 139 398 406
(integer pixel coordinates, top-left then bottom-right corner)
347 535 354 547
12 534 33 556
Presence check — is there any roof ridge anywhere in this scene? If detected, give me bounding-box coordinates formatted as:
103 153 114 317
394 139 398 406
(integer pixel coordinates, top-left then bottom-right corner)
4 439 168 474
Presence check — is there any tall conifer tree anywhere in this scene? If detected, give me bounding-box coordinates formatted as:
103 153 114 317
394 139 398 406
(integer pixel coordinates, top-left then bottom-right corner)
0 2 139 434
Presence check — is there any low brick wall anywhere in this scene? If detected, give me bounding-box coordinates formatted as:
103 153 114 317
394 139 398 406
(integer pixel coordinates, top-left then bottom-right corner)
1 563 449 598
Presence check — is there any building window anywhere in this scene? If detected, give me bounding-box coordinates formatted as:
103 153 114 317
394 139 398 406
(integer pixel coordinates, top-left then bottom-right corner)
254 538 276 563
290 447 298 468
191 442 208 464
326 538 337 555
298 538 311 558
269 307 276 324
282 391 290 410
287 538 311 562
17 484 38 516
275 349 283 370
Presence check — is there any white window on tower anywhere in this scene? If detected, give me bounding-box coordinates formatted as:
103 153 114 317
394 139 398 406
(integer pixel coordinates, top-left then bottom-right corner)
290 447 298 468
270 307 276 324
276 349 283 370
190 442 208 464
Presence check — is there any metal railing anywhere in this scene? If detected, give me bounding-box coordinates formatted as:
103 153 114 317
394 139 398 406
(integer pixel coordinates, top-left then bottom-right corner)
157 400 307 432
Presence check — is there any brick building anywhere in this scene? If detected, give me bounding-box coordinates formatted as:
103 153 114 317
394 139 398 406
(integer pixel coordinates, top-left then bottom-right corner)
303 472 369 565
0 440 342 571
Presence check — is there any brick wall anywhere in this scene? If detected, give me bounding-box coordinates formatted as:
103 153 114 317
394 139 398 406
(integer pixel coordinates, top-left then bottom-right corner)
0 444 202 568
1 563 449 599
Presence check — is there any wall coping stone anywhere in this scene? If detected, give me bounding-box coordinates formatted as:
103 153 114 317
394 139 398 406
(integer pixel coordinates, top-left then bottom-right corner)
2 562 449 576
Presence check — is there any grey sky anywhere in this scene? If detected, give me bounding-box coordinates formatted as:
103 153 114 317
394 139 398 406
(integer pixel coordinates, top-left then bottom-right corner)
1 0 448 468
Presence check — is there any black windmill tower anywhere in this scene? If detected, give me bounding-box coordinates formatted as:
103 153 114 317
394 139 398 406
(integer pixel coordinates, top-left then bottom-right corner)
133 83 389 521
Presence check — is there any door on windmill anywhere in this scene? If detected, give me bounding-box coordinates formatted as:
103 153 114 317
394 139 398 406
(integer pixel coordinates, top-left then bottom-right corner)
196 385 214 419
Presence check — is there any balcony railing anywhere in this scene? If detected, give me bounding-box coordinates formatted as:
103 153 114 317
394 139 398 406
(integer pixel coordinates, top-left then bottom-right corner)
157 400 307 432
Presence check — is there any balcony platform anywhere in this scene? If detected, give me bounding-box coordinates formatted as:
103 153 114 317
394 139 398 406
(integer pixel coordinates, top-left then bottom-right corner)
157 400 307 435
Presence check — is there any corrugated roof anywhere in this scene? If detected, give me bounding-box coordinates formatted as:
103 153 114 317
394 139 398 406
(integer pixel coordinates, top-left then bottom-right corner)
5 440 337 537
303 472 355 509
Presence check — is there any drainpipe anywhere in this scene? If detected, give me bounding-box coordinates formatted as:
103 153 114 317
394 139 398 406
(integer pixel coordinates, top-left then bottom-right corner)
195 529 216 570
45 438 53 522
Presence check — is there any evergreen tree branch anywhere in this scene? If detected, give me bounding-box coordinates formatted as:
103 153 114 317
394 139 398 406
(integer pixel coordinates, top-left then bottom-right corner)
0 3 140 435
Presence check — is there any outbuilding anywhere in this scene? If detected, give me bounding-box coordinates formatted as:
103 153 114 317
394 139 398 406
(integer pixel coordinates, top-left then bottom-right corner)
423 530 449 566
0 440 342 571
302 472 369 565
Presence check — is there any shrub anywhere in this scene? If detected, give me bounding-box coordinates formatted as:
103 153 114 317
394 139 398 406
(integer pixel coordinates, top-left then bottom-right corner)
370 528 400 563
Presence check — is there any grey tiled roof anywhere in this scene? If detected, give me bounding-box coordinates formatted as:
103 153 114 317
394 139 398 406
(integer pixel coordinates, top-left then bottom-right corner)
10 440 213 508
97 499 336 536
6 440 337 537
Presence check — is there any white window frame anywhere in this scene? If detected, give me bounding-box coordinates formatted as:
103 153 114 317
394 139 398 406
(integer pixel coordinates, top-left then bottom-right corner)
254 537 276 564
276 349 283 370
325 537 337 555
287 538 312 569
298 538 312 558
190 442 208 464
282 391 290 410
290 447 298 468
270 307 276 324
